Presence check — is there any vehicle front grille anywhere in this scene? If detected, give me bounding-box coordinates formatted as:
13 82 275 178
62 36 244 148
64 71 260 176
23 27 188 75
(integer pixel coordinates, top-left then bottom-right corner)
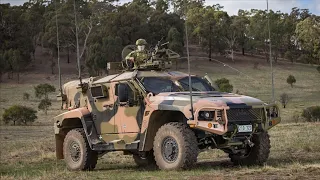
227 108 263 122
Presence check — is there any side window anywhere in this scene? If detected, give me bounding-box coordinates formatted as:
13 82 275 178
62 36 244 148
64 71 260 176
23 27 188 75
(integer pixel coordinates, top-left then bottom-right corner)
90 85 109 99
115 82 135 105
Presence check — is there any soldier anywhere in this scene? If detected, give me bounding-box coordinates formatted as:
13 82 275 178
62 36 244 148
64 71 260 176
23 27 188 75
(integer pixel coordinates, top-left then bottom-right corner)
126 39 149 69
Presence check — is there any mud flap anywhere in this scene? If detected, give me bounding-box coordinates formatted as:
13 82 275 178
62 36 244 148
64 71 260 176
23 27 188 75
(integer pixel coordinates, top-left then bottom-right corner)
55 134 64 159
81 114 102 148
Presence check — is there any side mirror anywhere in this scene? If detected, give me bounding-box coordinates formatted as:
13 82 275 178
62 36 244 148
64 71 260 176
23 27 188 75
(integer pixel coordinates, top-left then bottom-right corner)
116 83 129 103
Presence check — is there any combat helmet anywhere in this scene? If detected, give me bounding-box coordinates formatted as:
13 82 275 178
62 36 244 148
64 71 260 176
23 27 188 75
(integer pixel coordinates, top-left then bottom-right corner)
136 39 147 46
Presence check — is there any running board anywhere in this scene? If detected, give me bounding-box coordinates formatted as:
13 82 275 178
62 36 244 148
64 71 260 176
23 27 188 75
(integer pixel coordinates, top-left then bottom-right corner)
92 140 140 151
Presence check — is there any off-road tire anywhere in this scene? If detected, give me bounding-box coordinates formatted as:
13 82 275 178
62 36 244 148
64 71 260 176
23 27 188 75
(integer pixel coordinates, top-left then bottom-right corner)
229 132 270 166
63 128 98 171
153 122 199 170
133 150 156 167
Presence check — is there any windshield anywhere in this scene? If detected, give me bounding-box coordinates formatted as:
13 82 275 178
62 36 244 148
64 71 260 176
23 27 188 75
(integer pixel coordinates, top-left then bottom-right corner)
140 77 180 94
178 77 215 91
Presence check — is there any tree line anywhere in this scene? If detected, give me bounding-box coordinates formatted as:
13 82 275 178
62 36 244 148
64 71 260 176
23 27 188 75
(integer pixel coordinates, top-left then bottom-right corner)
1 0 319 81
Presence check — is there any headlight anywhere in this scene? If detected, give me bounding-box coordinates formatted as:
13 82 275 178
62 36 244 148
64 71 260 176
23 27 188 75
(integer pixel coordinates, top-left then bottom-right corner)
198 111 214 121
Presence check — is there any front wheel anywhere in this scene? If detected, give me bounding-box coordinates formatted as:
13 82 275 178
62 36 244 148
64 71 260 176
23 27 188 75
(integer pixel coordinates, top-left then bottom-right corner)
153 122 199 170
63 128 98 171
229 132 271 166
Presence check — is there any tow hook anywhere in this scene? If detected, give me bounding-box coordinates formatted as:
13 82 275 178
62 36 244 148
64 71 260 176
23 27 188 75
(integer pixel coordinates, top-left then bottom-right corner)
245 137 254 147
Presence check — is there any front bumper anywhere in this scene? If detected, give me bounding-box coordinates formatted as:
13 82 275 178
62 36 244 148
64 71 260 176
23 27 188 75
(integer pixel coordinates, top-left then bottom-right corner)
187 106 229 135
187 104 281 135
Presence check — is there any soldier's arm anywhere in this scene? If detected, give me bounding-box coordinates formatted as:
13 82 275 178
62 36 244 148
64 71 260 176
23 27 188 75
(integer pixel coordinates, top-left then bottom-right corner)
126 51 135 61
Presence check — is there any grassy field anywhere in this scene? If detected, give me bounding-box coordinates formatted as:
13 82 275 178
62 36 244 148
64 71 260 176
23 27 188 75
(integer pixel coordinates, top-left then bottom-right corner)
0 124 319 179
0 48 320 179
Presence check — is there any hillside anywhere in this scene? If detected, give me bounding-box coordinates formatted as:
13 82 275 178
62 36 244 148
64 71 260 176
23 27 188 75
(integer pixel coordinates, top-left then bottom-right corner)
1 46 320 122
1 45 320 122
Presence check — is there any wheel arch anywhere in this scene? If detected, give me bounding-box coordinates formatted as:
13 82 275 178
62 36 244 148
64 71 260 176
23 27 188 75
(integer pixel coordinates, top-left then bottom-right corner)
54 108 91 159
139 110 187 151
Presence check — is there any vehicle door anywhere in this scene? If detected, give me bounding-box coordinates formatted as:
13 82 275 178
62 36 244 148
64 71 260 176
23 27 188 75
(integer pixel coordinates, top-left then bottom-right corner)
113 81 143 143
89 83 119 138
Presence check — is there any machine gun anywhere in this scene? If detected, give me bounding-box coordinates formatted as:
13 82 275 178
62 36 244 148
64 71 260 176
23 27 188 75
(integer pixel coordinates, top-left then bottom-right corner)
108 38 180 72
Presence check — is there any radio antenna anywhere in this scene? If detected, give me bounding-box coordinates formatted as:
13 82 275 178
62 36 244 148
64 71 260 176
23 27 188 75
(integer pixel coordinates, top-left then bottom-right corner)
185 15 194 120
267 0 275 103
55 0 63 109
74 0 82 85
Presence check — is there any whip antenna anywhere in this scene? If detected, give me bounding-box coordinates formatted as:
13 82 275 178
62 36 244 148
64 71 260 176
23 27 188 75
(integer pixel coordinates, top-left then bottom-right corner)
74 0 82 85
267 0 275 103
55 0 63 109
185 16 194 120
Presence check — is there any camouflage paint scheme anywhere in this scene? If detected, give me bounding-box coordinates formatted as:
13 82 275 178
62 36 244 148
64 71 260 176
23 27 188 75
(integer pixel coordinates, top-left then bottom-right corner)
126 50 149 68
54 70 281 159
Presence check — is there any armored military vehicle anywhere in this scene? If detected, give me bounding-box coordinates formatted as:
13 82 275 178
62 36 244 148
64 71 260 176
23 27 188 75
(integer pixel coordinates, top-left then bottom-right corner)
54 40 281 171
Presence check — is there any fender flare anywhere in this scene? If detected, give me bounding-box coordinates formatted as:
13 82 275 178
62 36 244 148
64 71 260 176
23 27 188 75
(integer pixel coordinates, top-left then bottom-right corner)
53 107 90 128
54 107 99 159
138 110 187 151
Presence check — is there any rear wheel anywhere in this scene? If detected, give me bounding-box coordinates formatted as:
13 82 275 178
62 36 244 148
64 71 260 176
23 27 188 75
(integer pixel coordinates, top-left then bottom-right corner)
63 128 98 171
229 132 270 166
153 122 199 170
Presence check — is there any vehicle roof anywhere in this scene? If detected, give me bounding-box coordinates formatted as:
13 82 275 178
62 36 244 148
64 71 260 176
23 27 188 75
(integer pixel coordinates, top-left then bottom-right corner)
92 70 190 84
62 78 91 94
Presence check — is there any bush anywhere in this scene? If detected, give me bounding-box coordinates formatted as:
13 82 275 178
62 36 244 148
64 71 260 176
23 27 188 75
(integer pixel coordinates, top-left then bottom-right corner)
284 51 294 63
296 54 317 64
23 92 30 100
297 54 309 63
215 78 233 93
286 75 296 88
34 83 56 99
279 93 290 108
2 105 37 125
292 112 300 123
301 106 320 122
38 98 52 115
317 66 320 73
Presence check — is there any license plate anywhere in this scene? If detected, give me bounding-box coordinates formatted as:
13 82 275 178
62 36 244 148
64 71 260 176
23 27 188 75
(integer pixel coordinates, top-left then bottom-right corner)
238 125 252 133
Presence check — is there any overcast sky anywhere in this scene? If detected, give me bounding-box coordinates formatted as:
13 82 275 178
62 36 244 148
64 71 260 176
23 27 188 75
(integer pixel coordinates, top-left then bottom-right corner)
1 0 319 15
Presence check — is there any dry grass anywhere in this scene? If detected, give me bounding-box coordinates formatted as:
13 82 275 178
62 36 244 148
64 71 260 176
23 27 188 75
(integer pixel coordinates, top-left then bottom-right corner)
0 48 320 179
0 124 320 179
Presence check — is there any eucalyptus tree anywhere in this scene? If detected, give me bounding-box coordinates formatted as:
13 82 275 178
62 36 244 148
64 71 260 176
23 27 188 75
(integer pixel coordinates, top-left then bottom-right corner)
295 16 320 64
41 0 99 73
0 4 33 81
187 5 229 61
21 1 46 61
170 0 204 17
233 10 250 55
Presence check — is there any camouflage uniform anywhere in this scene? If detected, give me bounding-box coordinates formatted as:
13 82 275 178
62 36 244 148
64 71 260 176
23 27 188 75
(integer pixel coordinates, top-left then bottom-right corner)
126 39 149 69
